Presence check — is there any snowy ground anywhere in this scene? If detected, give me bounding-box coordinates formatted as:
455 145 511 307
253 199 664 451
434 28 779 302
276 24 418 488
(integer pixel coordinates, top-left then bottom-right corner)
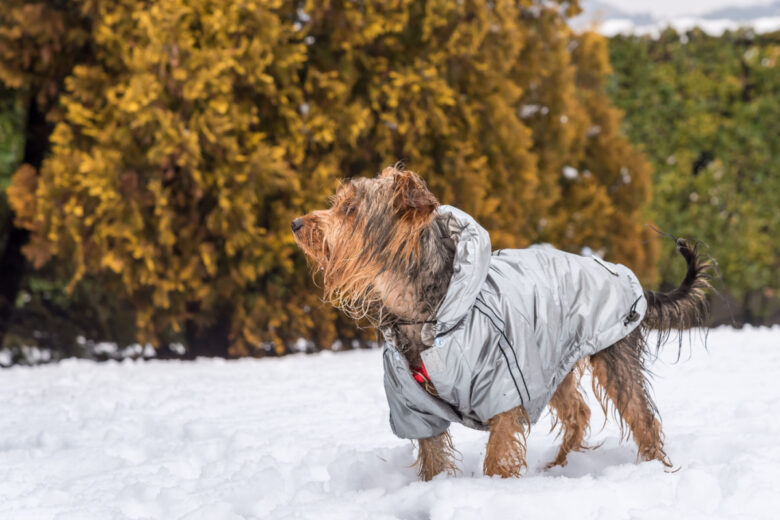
1 327 779 520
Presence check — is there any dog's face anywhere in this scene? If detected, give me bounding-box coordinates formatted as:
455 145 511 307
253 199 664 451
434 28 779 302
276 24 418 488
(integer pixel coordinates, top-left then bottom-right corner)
292 167 438 319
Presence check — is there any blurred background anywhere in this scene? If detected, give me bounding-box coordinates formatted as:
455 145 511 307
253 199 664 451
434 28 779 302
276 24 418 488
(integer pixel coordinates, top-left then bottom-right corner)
0 0 777 365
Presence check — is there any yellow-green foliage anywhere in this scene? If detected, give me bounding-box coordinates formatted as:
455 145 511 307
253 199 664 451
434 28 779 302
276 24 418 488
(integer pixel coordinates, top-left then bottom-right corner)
298 0 655 274
0 91 23 187
7 0 655 354
9 0 327 355
0 1 95 121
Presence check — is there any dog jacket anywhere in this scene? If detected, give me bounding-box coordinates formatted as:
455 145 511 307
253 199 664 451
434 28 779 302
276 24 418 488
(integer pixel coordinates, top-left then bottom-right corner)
382 205 648 439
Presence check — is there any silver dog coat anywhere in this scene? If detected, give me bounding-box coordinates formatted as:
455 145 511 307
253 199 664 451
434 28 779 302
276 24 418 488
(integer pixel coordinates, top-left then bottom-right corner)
382 205 648 439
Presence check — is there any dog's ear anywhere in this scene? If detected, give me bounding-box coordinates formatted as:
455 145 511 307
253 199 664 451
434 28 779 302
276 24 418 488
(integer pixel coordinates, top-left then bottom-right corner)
387 168 438 220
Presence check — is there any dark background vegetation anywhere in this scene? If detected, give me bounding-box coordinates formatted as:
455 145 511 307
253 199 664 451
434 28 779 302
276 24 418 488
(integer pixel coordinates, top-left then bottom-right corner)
0 1 777 365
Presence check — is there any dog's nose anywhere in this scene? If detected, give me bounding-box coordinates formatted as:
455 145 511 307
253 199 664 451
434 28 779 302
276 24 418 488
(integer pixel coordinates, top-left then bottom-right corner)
291 218 304 233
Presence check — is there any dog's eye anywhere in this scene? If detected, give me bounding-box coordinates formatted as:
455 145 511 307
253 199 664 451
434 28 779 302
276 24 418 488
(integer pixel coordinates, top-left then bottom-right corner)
342 202 356 216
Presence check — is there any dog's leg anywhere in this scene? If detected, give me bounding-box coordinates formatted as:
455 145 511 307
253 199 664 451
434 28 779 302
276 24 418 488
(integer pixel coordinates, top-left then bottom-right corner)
590 331 672 467
546 364 591 468
483 406 528 478
414 430 458 481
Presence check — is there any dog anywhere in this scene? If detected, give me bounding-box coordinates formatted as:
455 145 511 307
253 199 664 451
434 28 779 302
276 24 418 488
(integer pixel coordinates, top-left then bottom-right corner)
292 166 711 481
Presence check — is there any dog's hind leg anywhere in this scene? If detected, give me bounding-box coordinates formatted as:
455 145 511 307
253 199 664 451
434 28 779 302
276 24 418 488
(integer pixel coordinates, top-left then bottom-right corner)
546 363 591 468
414 430 459 481
483 406 529 478
589 330 672 467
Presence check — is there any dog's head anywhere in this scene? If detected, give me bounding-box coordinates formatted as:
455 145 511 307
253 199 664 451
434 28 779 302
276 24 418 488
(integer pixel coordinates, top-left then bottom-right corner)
292 166 439 320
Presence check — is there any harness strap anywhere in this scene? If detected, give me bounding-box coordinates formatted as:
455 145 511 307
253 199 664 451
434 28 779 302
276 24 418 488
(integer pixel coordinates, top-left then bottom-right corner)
411 361 430 384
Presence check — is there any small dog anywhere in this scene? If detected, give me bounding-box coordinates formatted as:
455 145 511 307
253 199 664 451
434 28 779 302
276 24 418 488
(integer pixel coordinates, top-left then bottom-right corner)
292 166 710 480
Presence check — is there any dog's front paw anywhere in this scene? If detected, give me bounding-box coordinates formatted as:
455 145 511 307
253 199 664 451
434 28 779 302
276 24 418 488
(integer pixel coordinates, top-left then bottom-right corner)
415 431 459 481
483 453 524 478
417 458 458 481
484 407 528 478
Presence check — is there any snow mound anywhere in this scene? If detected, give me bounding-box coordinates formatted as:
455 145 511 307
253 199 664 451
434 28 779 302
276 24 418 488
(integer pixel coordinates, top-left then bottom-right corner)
1 327 780 519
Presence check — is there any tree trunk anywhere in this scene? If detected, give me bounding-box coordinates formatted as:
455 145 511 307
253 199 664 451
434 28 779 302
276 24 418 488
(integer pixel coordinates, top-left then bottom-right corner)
184 304 232 358
0 96 49 347
0 220 28 339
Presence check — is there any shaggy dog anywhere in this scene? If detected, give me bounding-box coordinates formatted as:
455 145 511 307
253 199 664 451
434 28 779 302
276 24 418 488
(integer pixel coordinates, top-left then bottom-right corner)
292 166 710 481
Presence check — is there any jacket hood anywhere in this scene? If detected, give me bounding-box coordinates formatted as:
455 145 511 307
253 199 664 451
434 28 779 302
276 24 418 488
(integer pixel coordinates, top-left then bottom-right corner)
434 205 492 334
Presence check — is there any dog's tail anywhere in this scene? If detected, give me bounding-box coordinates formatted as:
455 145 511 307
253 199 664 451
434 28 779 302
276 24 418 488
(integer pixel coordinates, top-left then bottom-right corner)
642 239 712 332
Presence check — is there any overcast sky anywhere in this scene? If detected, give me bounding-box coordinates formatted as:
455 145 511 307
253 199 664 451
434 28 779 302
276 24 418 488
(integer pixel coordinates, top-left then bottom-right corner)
600 0 777 16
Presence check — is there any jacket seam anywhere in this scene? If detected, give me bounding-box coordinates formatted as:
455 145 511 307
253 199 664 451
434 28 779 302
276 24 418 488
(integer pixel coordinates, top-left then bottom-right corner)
473 303 529 405
475 296 531 402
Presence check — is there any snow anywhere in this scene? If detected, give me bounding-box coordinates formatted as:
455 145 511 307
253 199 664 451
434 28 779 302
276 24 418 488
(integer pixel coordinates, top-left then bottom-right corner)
572 0 780 35
518 104 549 119
596 16 780 36
1 327 780 519
587 125 601 137
562 165 579 179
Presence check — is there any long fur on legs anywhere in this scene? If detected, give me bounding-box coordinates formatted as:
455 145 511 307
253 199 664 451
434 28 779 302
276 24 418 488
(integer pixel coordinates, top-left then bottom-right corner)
547 362 591 468
484 406 529 478
590 329 672 467
415 430 459 481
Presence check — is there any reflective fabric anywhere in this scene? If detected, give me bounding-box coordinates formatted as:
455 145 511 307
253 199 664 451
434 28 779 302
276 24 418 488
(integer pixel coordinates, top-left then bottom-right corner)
383 205 647 439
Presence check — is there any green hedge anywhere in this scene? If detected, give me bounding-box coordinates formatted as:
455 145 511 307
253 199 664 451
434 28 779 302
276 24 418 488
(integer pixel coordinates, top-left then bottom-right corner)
608 28 780 322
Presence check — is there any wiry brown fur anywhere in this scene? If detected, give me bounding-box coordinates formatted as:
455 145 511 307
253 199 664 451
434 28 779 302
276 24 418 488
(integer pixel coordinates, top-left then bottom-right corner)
484 407 530 478
293 166 712 480
590 329 672 467
546 361 591 468
414 431 459 481
293 166 455 366
643 239 713 352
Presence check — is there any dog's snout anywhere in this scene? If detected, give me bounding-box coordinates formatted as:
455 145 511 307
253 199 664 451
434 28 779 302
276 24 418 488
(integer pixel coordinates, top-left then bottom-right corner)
291 218 304 233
